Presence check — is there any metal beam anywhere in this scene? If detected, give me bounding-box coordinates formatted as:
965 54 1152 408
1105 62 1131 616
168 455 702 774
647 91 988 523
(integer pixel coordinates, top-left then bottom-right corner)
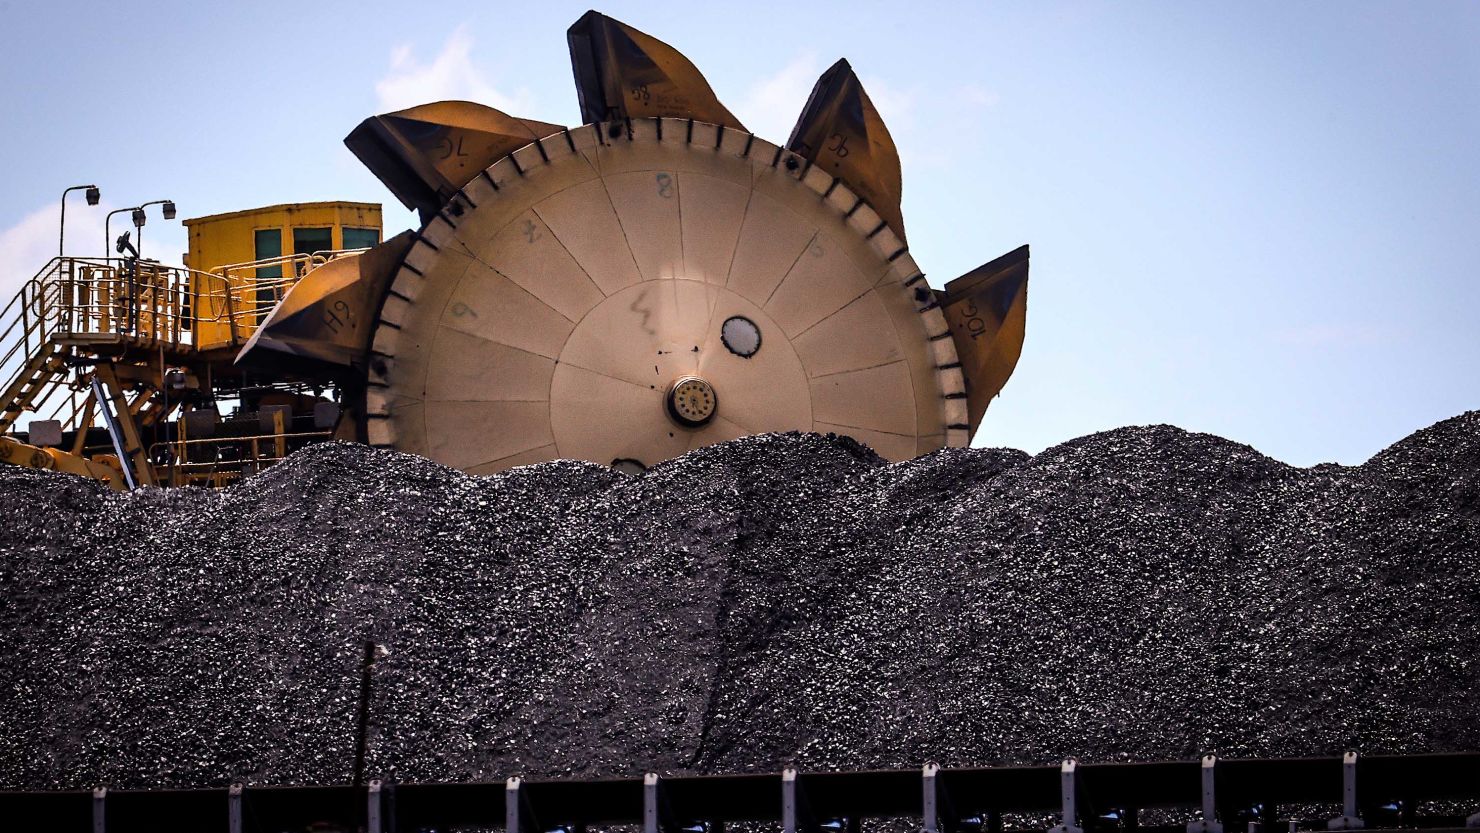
91 362 155 487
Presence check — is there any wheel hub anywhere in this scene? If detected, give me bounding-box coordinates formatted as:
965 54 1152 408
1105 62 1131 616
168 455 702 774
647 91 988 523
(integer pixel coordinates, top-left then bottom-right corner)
668 375 717 426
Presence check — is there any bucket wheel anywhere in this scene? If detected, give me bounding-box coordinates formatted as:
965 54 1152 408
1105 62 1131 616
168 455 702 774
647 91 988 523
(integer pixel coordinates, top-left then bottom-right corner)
245 11 1028 475
363 120 969 473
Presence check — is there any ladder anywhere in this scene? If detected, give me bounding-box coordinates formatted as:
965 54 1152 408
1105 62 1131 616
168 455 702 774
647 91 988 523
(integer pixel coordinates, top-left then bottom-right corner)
0 341 67 434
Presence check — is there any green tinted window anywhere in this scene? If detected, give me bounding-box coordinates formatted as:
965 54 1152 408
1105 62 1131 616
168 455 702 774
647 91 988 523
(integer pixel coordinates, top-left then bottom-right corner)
254 228 283 321
292 227 333 257
343 227 380 250
254 229 282 278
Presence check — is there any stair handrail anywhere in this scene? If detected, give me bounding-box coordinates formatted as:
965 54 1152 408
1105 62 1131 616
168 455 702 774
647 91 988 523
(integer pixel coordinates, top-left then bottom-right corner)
0 257 200 437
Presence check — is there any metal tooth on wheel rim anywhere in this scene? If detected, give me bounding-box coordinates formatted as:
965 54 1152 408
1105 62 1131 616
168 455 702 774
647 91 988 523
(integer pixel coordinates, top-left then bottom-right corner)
362 119 967 475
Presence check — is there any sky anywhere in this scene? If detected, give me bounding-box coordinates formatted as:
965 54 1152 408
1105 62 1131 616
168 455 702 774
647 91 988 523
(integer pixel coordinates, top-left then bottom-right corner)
2 1 1476 466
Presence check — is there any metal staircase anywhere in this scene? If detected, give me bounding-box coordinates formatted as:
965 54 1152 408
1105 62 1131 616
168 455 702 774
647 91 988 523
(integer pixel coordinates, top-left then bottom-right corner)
0 258 185 439
0 253 348 488
0 342 66 434
0 257 217 485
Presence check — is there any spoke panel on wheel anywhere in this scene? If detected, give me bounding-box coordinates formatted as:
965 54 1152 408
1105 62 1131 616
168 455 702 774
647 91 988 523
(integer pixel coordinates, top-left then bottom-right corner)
370 119 962 475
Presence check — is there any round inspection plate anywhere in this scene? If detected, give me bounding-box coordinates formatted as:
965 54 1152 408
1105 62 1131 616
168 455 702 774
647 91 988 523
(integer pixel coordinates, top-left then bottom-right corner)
363 118 967 474
721 315 762 358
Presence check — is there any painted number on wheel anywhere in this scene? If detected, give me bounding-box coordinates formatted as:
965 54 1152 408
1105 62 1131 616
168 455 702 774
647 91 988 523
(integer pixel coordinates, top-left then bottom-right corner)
959 300 989 339
323 300 355 334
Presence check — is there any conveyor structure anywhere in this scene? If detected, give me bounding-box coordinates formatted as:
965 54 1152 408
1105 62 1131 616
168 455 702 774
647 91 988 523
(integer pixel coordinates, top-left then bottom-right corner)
4 753 1479 833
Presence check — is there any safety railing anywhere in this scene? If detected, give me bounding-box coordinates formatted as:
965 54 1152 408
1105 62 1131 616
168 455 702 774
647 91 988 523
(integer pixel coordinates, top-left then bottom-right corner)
0 250 367 363
0 261 100 435
0 752 1477 833
0 258 213 432
0 257 214 348
0 250 365 439
200 249 366 345
51 259 192 344
0 275 50 394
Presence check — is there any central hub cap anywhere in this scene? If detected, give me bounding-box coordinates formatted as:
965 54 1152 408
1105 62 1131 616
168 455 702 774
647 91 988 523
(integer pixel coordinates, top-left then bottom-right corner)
667 375 718 427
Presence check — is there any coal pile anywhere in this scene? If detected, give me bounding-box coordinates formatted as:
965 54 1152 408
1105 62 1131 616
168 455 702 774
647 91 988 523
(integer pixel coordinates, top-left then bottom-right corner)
0 412 1477 789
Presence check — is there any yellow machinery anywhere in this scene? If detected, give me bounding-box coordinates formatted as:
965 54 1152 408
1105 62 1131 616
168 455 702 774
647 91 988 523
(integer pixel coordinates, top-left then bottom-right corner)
0 11 1028 488
0 204 383 488
183 202 383 349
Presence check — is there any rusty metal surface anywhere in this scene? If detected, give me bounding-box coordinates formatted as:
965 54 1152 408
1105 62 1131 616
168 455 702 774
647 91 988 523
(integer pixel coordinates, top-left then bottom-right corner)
235 231 414 374
568 11 745 129
346 102 564 216
787 59 907 242
942 244 1030 434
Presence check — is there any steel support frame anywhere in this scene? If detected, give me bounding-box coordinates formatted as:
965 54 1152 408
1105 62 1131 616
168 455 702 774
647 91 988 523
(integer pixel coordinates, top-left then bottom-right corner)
91 362 155 487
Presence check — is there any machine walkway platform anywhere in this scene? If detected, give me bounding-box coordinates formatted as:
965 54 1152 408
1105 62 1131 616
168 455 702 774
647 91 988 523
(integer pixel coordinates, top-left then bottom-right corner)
0 253 344 487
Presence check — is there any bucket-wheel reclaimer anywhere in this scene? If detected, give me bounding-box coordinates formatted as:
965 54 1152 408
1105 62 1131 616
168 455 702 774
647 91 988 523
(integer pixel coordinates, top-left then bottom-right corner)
244 10 1030 474
0 10 1027 487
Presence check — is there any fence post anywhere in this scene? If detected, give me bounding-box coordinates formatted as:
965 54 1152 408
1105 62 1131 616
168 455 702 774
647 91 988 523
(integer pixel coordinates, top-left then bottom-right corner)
1325 752 1364 830
228 783 242 833
506 776 521 833
923 763 939 833
1187 755 1223 833
645 772 660 833
1048 759 1082 833
92 786 107 833
367 778 383 833
782 767 798 833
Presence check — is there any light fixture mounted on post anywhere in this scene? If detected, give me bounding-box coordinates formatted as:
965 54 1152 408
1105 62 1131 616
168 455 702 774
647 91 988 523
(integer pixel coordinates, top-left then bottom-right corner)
105 206 142 257
58 183 102 257
136 199 177 259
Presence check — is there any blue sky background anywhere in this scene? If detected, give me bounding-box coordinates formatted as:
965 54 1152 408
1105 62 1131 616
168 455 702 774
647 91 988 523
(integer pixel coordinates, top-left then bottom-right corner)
2 1 1476 465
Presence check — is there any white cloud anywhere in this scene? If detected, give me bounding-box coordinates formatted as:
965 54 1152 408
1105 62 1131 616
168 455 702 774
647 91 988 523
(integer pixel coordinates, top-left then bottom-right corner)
858 74 945 170
0 206 63 299
0 202 187 304
733 53 822 144
375 26 535 114
858 75 1006 172
0 204 107 301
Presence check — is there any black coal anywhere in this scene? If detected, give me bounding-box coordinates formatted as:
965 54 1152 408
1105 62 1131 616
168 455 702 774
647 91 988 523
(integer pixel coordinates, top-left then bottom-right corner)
0 412 1477 789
